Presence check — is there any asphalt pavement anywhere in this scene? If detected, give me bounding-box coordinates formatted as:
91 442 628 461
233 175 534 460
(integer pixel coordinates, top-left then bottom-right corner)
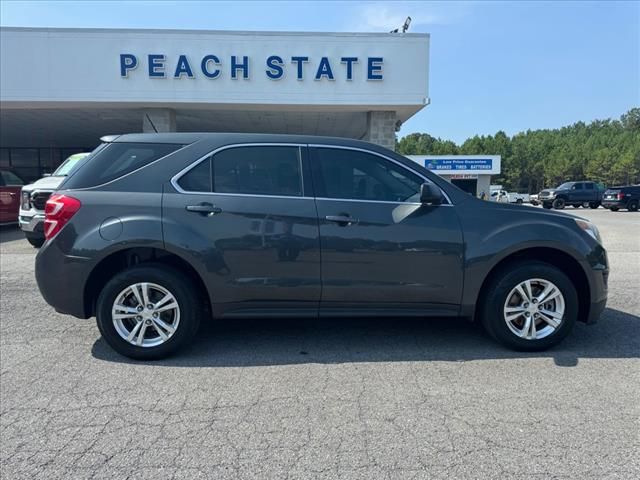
1 207 638 479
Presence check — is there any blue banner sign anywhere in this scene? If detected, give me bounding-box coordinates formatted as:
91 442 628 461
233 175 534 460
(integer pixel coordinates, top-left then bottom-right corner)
424 158 493 171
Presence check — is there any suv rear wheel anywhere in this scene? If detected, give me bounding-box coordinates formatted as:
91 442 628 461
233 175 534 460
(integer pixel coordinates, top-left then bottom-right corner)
628 200 638 212
96 264 202 360
480 261 578 351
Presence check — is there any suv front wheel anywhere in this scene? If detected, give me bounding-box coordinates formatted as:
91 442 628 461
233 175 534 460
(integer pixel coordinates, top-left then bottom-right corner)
480 261 578 351
24 233 45 248
96 264 202 360
552 198 566 209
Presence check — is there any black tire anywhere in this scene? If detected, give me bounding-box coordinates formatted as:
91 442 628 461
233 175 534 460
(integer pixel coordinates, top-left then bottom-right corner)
628 200 638 212
610 206 619 212
516 198 523 204
542 202 552 209
588 202 600 209
480 261 578 351
25 234 45 248
96 264 202 360
573 204 581 208
552 198 566 209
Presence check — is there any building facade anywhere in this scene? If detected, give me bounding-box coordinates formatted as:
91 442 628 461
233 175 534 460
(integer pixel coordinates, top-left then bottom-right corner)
1 27 430 182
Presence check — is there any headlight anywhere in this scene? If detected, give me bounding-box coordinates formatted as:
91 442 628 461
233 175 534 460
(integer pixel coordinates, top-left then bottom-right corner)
21 191 30 210
575 218 601 243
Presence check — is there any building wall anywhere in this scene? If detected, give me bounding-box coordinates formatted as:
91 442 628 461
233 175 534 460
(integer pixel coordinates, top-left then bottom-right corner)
1 27 429 119
0 147 93 183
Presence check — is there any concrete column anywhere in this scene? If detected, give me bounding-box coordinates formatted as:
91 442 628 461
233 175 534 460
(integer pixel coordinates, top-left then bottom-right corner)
363 111 397 151
476 175 491 198
142 109 176 133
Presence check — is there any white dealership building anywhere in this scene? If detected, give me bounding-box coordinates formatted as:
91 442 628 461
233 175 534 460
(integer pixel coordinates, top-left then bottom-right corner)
1 27 497 193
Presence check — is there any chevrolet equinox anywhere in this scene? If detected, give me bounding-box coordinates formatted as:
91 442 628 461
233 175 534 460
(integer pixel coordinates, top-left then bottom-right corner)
35 133 608 359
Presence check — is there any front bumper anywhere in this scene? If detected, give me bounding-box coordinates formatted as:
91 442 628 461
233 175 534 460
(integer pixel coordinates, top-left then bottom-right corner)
19 212 45 234
581 246 608 324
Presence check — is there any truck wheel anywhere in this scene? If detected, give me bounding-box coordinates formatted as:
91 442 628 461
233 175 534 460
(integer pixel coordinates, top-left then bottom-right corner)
25 233 45 248
480 261 578 351
552 198 565 209
628 200 638 212
516 198 523 204
610 207 619 212
96 264 202 360
588 202 600 209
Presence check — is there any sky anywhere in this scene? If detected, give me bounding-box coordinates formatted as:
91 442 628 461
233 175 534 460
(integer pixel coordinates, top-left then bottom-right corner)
1 0 638 144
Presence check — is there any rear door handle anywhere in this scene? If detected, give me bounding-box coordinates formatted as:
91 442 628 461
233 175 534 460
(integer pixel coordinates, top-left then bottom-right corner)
325 215 358 226
186 203 222 216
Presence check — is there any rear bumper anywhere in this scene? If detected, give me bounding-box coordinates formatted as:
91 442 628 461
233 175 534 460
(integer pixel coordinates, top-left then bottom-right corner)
601 200 625 209
35 240 92 319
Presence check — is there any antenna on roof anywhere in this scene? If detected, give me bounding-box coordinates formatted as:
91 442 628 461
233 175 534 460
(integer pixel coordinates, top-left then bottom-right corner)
390 16 412 34
145 113 158 133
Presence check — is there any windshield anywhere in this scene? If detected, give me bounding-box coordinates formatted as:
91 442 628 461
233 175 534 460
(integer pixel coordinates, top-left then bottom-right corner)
53 153 91 176
556 182 574 190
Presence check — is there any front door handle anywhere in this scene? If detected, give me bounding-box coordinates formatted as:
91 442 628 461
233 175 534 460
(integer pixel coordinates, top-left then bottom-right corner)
325 215 358 226
186 203 222 216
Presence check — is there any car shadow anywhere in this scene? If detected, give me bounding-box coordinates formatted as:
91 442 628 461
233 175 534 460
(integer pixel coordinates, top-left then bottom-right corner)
92 307 639 368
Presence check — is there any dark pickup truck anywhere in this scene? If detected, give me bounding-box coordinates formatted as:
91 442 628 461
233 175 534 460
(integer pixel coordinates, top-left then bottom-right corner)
539 181 605 210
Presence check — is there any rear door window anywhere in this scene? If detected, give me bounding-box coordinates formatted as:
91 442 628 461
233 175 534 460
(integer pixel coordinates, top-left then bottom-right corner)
62 142 182 188
211 146 303 197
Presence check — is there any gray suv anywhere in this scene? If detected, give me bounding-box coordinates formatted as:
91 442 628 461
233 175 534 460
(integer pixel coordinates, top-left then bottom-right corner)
35 133 608 360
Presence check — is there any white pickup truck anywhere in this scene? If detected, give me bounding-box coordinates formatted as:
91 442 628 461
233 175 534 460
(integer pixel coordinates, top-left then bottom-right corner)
491 190 530 204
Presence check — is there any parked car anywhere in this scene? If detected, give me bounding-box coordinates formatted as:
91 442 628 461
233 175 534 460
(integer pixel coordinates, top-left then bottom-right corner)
529 193 539 206
601 185 640 212
19 152 90 247
35 133 608 360
492 190 530 204
0 169 25 225
539 181 605 209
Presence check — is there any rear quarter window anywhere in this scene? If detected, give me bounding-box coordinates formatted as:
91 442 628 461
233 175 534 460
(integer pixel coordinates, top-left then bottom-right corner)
62 142 183 188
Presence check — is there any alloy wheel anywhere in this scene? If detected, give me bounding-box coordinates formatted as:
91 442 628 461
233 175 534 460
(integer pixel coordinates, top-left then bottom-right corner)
111 282 181 348
503 278 565 340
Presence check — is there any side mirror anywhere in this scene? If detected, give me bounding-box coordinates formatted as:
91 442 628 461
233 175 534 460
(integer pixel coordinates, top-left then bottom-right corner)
420 182 443 205
42 173 52 177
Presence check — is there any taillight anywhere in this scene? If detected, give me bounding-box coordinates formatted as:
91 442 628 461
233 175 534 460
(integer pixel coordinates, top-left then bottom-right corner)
44 194 81 240
618 192 624 200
